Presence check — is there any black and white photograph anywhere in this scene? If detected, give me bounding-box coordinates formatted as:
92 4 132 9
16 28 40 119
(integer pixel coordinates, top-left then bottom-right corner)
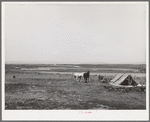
2 2 149 121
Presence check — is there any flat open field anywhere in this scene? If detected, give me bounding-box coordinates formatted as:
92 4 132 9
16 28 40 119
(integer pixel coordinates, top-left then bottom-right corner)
5 64 146 109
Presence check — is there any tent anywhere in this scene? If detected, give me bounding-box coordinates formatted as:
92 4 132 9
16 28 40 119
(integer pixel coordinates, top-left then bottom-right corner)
109 74 138 87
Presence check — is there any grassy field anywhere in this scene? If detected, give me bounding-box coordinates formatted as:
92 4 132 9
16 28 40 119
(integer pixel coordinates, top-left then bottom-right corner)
5 64 146 110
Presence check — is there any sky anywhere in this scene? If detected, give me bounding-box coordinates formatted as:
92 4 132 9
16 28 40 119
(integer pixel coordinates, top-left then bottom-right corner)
3 2 148 64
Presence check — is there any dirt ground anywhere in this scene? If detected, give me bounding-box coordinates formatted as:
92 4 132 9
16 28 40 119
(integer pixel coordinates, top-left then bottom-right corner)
5 68 146 110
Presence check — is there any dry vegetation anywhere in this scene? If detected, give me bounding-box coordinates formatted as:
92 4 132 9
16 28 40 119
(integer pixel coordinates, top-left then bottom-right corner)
5 64 146 110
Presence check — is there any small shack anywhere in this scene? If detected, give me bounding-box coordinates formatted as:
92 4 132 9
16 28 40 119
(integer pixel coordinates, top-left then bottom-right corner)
109 74 138 87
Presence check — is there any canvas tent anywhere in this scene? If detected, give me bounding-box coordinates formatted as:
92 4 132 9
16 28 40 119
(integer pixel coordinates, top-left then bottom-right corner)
109 74 138 87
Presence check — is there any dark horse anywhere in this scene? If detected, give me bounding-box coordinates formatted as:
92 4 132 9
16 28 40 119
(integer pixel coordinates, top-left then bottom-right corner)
83 71 90 83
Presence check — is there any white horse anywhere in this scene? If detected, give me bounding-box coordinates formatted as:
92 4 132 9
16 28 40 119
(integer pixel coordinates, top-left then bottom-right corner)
73 73 84 82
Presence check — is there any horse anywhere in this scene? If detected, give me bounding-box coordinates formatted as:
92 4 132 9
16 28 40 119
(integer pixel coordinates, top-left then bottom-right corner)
73 73 84 82
83 71 90 83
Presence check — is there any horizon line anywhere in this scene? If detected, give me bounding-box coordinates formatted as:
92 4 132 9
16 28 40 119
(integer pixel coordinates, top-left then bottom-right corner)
5 62 146 65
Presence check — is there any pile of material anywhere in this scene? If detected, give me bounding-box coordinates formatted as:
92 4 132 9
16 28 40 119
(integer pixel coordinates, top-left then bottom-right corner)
98 75 112 83
104 84 146 92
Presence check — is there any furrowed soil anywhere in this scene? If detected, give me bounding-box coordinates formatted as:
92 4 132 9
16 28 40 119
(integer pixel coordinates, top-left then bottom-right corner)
5 64 146 110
